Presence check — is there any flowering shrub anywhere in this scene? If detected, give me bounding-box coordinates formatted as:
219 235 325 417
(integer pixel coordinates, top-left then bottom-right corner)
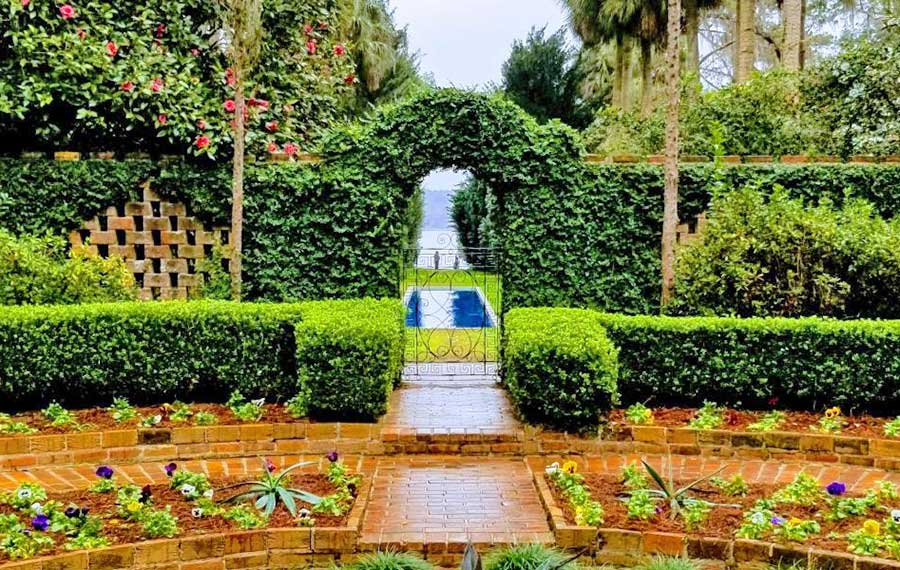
0 0 355 156
545 462 605 526
624 403 654 425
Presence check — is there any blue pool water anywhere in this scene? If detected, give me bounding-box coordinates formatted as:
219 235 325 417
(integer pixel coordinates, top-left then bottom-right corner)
406 289 495 329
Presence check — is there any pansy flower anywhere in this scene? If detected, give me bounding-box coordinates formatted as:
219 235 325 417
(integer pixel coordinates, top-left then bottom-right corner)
31 515 49 531
96 465 114 479
165 462 177 477
771 516 785 526
326 451 339 463
826 481 846 496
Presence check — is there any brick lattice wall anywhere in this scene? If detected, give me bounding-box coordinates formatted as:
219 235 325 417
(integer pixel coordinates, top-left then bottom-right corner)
68 184 231 300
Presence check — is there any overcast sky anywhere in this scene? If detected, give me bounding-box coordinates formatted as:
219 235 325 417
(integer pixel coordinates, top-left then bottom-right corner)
391 0 571 190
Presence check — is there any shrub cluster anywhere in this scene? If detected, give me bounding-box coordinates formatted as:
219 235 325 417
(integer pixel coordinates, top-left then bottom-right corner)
671 186 900 318
503 308 619 432
0 230 136 305
0 299 403 417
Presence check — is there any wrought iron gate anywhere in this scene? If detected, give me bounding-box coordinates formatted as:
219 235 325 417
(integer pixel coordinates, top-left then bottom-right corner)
401 245 501 376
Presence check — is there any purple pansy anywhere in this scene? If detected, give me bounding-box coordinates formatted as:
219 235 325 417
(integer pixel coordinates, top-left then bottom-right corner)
826 482 847 496
164 463 177 477
771 516 786 526
326 451 339 463
140 485 152 503
31 514 49 531
95 465 114 479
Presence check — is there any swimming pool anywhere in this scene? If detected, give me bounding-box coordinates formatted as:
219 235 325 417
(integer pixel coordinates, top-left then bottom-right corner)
405 288 496 329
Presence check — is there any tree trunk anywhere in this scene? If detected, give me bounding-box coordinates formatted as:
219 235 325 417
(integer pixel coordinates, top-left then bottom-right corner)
639 38 653 118
782 0 803 70
230 63 245 301
734 0 756 82
622 37 633 112
661 0 681 306
684 0 700 76
613 34 626 108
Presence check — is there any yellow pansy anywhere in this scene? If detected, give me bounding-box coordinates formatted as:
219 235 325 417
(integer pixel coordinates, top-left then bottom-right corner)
789 517 803 525
562 461 578 475
863 519 881 536
126 501 142 513
825 406 841 419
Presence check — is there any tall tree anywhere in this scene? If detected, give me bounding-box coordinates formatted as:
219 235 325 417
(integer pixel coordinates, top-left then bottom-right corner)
661 0 681 304
501 26 590 126
683 0 723 75
563 0 631 108
221 0 263 301
734 0 756 81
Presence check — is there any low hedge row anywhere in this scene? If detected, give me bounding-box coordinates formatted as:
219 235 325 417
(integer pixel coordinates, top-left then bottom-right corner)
503 308 620 433
504 308 900 431
0 299 404 419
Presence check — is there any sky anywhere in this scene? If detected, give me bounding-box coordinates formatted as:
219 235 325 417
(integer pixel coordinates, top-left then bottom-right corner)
390 0 571 191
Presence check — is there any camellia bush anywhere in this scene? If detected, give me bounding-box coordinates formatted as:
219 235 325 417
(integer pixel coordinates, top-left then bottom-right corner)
669 185 900 319
0 0 355 157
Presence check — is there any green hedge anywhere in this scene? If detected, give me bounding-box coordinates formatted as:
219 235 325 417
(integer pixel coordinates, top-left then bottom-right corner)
295 299 405 419
503 308 619 432
0 299 403 418
504 308 900 424
600 313 900 414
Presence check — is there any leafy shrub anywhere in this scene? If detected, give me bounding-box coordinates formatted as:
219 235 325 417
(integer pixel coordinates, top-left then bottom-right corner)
503 308 619 432
484 544 575 570
347 552 433 570
670 186 900 318
450 176 497 261
599 311 900 414
0 299 402 415
0 230 136 305
295 299 404 419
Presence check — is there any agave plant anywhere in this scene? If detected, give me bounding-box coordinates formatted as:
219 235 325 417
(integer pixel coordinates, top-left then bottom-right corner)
219 459 323 517
621 460 736 519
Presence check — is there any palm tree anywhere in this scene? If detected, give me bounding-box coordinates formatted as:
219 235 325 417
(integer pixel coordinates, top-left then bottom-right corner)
781 0 804 70
339 0 399 93
734 0 756 81
661 0 680 304
684 0 723 75
602 0 667 117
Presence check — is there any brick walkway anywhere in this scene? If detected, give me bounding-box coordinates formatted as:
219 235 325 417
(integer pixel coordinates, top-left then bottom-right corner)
360 456 552 549
381 376 523 440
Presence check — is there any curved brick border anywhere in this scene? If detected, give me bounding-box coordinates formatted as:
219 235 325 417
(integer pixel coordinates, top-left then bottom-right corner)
4 421 900 471
526 426 900 471
529 457 900 570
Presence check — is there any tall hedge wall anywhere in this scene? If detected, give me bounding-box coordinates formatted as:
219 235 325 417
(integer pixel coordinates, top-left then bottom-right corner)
0 299 404 418
501 163 900 314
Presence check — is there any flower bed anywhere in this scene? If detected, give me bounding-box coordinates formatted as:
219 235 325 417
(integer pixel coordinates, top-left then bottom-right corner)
0 455 363 563
542 460 900 562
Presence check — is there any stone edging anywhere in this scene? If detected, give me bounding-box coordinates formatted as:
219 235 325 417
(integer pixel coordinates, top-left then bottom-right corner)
0 472 372 570
529 426 900 471
530 465 900 570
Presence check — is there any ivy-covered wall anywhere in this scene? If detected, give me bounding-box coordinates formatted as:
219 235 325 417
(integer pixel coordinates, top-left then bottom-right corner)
5 91 900 311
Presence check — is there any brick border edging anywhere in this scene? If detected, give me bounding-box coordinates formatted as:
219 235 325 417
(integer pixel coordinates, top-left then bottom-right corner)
531 465 900 570
528 425 900 471
0 474 372 570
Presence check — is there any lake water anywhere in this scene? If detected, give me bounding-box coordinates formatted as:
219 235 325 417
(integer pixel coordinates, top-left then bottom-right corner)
405 289 495 329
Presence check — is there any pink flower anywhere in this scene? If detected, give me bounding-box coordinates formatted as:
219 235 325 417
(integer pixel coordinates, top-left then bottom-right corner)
344 74 356 85
157 114 167 125
265 120 278 133
191 48 200 57
59 4 75 19
196 119 206 130
249 98 269 110
76 28 86 40
303 24 313 35
106 41 118 57
155 24 166 38
224 68 235 86
333 45 346 56
150 78 164 92
120 81 135 92
306 40 317 55
283 142 298 156
223 99 236 113
21 0 30 6
267 142 279 153
195 135 210 149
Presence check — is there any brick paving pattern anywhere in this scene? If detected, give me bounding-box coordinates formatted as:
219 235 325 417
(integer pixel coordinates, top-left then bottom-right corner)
361 456 553 548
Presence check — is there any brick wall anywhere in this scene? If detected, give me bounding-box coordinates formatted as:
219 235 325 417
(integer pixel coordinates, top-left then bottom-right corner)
68 184 231 300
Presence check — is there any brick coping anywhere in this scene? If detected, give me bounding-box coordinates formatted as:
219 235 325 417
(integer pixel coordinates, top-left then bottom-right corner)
4 420 900 472
529 461 900 570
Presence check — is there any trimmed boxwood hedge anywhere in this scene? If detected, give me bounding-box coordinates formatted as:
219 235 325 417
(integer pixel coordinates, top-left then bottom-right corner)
0 299 403 418
505 307 900 429
503 308 620 432
600 313 900 415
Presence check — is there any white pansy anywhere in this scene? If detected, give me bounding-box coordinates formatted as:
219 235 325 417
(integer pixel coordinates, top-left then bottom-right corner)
30 502 43 514
191 507 204 518
203 489 214 499
298 508 311 519
181 484 196 496
251 398 265 407
750 512 766 525
892 509 900 523
544 462 560 475
17 488 32 499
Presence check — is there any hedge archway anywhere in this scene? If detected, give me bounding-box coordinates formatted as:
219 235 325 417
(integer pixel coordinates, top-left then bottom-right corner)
321 88 588 309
